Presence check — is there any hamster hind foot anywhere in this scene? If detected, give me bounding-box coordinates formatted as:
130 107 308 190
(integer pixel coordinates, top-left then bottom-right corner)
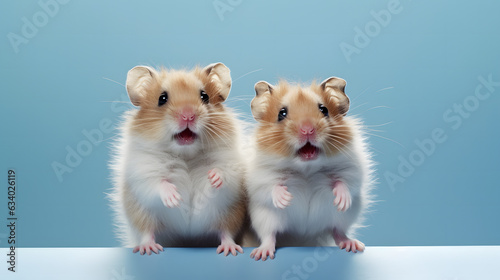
250 236 276 261
133 233 164 255
216 232 244 256
333 228 365 253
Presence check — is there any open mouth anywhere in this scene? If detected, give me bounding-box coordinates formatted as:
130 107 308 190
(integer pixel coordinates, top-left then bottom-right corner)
174 128 197 145
297 142 319 161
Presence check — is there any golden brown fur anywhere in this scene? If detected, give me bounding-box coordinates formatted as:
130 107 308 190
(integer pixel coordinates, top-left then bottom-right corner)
129 67 234 144
253 80 353 158
122 184 163 235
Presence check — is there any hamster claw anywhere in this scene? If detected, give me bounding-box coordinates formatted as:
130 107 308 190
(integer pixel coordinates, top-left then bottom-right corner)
333 181 352 212
333 228 365 253
216 242 244 256
133 242 164 255
208 168 223 189
160 180 182 208
217 232 243 256
250 245 276 261
337 239 365 253
272 185 292 209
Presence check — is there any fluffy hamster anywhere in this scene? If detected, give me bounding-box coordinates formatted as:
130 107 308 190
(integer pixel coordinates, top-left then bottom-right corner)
246 77 374 260
109 63 246 256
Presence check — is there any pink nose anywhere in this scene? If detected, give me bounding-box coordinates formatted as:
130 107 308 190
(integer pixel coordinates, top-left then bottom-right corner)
300 124 315 135
181 109 196 122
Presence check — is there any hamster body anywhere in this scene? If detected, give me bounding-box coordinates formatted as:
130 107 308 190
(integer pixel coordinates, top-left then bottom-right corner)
110 63 246 256
246 78 374 260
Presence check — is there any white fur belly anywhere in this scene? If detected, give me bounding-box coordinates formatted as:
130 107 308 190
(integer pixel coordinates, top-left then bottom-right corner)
148 163 240 240
283 175 337 236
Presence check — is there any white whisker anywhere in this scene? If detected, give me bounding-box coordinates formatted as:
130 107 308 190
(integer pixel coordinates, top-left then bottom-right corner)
103 77 125 87
233 68 264 83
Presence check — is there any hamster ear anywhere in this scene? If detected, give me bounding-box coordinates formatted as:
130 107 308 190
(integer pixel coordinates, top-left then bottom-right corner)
203 62 231 102
126 66 158 106
320 77 349 115
251 81 274 121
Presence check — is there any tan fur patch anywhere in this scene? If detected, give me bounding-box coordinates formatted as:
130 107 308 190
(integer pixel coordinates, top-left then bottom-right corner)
123 184 162 234
219 185 247 236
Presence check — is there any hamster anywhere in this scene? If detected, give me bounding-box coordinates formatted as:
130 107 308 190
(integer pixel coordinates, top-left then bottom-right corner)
109 63 246 256
246 77 374 260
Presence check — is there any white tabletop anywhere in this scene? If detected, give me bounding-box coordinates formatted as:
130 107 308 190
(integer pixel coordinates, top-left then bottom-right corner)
1 246 498 280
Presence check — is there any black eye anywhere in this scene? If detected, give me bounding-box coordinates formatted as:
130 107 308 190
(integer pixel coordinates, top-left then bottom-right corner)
158 91 168 106
200 90 209 104
278 107 287 122
319 104 329 117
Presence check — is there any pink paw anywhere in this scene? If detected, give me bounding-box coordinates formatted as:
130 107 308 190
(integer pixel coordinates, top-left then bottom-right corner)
337 238 365 253
272 185 293 209
333 180 352 212
250 245 276 261
160 180 182 208
208 169 223 189
216 241 244 256
133 242 164 255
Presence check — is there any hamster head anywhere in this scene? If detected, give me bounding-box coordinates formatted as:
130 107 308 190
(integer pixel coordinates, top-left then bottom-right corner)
125 63 234 154
251 77 353 162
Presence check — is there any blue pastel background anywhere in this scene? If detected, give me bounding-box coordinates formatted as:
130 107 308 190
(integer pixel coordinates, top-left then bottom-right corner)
1 0 499 248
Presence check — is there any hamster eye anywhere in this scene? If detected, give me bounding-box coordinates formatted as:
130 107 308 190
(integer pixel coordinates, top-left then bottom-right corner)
158 91 168 106
200 90 209 104
318 104 329 117
278 107 288 122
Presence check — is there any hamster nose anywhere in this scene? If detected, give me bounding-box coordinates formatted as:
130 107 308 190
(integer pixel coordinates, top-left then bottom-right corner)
180 109 196 122
300 124 315 135
181 113 195 121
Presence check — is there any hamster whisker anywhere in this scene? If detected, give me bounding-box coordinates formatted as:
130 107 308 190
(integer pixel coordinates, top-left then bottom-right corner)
204 118 234 133
129 118 166 127
268 138 288 149
349 102 369 113
200 129 218 146
331 124 385 134
200 124 227 147
130 117 165 122
203 124 233 148
329 134 353 143
350 86 371 103
327 135 354 153
362 121 393 127
323 139 350 160
256 132 284 142
232 68 264 83
224 96 253 102
363 132 405 148
363 128 385 133
103 77 125 87
325 137 355 160
205 123 233 140
355 105 391 115
100 101 131 103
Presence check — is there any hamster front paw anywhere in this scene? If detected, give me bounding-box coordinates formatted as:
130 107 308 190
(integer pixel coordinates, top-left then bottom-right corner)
333 180 352 212
272 184 293 209
208 168 223 189
160 180 182 208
